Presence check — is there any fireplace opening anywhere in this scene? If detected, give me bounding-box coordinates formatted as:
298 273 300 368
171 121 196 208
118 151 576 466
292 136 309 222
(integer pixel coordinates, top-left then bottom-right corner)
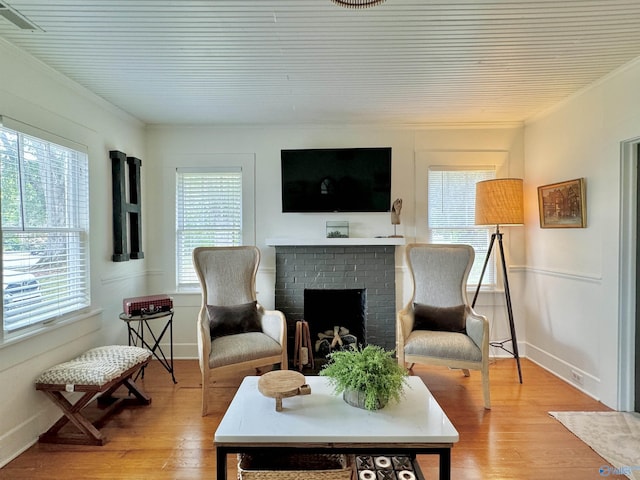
304 288 366 358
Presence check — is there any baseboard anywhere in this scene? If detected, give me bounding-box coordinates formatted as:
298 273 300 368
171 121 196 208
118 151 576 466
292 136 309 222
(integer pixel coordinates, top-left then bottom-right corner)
169 342 198 360
525 343 600 401
131 342 603 404
0 412 41 468
489 338 527 359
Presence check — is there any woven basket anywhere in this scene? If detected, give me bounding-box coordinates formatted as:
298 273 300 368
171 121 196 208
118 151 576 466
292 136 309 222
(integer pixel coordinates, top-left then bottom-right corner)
237 453 354 480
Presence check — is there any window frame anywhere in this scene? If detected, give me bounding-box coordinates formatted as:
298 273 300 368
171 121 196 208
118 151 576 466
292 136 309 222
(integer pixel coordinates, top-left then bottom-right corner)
414 150 509 290
427 165 497 288
175 167 243 290
165 153 256 293
1 118 90 335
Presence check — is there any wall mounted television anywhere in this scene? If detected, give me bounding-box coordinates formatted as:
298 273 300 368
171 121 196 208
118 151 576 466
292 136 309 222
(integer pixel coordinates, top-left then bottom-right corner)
281 147 392 213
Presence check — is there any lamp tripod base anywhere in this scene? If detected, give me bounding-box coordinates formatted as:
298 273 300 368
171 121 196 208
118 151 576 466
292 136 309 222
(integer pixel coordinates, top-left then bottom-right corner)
490 339 517 357
472 228 523 384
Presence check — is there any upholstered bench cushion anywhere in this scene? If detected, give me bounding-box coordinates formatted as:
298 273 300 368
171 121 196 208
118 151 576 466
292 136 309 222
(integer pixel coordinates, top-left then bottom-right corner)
35 345 151 388
35 345 152 445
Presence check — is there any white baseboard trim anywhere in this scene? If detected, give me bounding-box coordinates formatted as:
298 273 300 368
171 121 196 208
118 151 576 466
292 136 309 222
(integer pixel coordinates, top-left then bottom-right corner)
167 342 198 360
171 344 526 362
525 343 600 401
134 342 603 405
0 413 40 468
489 339 527 359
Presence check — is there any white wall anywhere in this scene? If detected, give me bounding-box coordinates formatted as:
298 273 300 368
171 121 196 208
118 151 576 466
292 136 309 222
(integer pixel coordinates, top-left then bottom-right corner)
0 39 148 465
145 125 525 361
524 57 640 409
0 38 529 466
2 23 638 467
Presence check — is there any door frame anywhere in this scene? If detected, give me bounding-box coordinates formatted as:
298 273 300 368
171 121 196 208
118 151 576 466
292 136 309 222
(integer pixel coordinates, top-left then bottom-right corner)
619 136 640 412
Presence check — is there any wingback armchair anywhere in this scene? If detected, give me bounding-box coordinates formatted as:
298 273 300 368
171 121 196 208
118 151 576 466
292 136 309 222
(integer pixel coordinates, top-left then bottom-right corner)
397 243 491 409
193 246 288 416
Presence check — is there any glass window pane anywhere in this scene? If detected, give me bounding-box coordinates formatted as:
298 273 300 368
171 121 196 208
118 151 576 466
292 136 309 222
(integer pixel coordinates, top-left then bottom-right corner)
428 167 496 286
2 126 90 333
176 169 242 289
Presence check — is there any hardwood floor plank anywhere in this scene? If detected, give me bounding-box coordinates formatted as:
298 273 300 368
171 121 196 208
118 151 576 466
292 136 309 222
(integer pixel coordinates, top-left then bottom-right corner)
0 358 614 479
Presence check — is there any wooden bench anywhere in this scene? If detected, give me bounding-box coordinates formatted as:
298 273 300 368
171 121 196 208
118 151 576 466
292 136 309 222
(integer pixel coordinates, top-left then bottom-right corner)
35 345 152 445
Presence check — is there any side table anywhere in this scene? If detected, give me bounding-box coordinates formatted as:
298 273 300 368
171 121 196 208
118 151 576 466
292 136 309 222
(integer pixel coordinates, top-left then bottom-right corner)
119 310 177 383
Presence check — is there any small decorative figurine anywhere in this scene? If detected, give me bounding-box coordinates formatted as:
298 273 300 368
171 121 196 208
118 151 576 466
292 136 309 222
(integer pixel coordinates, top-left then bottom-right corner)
390 198 403 237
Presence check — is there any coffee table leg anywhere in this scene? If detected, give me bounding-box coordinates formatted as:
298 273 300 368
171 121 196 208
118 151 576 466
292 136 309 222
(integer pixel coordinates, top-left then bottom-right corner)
216 446 227 480
439 448 451 480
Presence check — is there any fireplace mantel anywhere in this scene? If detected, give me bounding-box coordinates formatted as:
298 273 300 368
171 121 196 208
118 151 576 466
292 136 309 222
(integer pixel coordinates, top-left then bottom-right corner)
266 237 406 247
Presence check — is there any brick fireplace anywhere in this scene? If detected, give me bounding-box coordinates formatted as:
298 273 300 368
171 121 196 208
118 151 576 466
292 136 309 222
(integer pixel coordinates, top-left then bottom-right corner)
269 239 403 358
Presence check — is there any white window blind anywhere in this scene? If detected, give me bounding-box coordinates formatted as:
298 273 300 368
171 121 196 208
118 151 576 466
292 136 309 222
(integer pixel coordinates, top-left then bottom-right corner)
1 125 90 332
428 166 496 286
176 168 242 289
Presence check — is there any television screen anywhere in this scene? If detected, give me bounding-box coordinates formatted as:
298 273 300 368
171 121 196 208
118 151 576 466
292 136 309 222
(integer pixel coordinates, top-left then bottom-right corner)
281 147 392 213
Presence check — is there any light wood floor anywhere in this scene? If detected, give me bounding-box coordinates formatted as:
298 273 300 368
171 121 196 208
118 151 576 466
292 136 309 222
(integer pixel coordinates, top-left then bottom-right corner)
0 358 613 480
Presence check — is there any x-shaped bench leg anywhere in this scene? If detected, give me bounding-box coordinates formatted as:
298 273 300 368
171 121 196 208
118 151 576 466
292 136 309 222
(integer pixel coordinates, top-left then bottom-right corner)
37 358 152 445
39 390 104 445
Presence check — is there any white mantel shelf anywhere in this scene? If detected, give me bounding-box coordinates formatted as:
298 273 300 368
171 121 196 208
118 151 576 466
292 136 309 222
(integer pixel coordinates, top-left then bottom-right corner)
265 237 406 246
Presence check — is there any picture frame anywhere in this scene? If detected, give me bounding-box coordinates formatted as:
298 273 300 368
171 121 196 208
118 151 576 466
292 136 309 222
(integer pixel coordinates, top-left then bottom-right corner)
537 178 586 228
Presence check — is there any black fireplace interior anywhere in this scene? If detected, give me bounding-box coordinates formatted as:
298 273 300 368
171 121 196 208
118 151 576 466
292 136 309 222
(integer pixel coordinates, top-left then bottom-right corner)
304 288 366 358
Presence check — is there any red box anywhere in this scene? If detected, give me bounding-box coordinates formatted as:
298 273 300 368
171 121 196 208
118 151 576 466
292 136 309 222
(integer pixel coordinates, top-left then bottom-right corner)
123 294 173 316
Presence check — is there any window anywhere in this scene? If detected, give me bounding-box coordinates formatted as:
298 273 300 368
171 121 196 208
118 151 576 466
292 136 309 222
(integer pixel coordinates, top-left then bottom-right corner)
175 168 242 289
1 123 90 333
428 166 496 287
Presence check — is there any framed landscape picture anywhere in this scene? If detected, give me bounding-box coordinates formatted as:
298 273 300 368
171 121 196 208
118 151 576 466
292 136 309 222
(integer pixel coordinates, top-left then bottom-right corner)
537 178 586 228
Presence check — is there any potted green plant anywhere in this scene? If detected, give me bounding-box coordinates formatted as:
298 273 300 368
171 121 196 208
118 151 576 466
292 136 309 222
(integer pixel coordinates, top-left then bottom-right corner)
319 344 409 411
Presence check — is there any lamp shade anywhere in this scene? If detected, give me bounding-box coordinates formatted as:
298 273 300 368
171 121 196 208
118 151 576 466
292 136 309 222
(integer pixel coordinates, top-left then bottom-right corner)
475 178 524 226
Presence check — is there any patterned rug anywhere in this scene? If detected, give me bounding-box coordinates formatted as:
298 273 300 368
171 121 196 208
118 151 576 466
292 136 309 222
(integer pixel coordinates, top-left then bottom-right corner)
549 411 640 479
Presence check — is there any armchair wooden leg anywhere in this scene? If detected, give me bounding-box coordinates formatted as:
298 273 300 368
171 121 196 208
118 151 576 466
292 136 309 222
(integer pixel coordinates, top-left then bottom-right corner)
201 372 210 417
482 368 491 410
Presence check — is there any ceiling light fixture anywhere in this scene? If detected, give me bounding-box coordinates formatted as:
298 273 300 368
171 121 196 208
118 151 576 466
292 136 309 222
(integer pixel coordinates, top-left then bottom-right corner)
331 0 386 8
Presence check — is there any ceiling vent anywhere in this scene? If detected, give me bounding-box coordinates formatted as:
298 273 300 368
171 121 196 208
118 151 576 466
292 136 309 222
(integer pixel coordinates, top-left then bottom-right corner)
0 2 41 30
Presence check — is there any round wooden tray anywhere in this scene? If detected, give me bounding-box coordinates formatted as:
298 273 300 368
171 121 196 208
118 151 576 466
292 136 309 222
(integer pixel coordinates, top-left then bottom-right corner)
258 370 311 411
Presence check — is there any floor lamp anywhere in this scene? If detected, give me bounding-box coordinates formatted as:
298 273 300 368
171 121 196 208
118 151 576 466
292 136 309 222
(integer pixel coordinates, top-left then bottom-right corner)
471 178 524 383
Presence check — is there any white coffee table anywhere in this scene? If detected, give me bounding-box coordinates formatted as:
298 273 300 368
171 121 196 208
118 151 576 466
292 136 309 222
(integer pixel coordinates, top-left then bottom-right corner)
215 375 459 480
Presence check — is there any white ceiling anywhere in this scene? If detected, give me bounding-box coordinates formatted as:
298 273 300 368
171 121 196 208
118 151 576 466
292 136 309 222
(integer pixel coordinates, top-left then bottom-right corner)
2 0 640 126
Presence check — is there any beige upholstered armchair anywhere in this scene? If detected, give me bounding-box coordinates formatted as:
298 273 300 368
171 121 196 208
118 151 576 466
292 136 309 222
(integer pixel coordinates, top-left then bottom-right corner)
193 246 288 416
397 243 491 409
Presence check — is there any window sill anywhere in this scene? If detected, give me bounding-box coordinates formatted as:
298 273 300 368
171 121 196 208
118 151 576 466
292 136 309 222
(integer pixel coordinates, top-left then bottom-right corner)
0 308 102 350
